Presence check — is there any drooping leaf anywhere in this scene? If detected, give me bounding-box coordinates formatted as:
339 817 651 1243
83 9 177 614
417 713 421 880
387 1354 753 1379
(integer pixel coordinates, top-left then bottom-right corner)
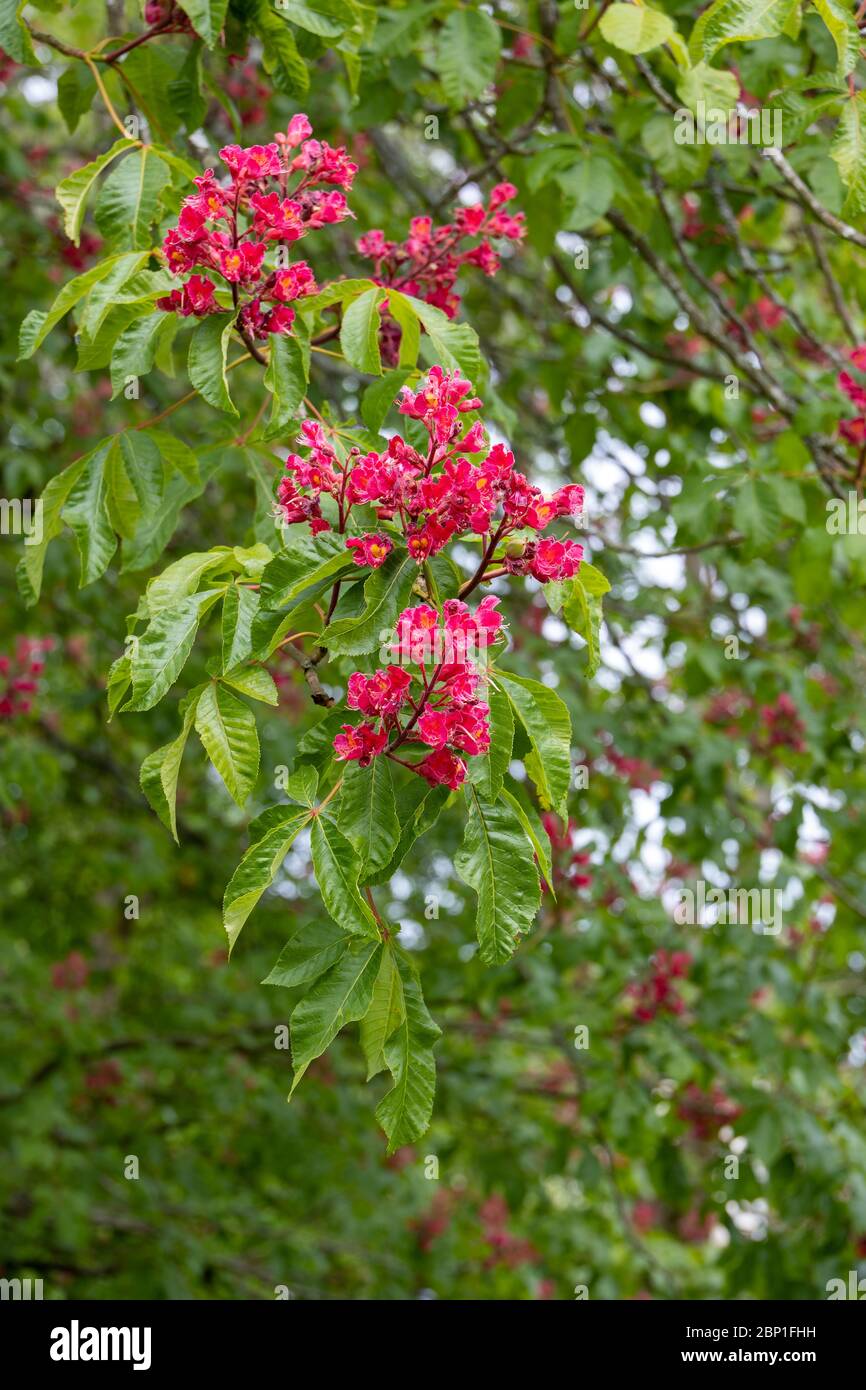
177 0 230 48
310 815 380 938
61 438 118 586
375 956 441 1151
340 285 385 374
367 780 449 885
188 314 239 416
495 669 572 817
194 681 260 806
55 138 139 244
139 687 203 841
124 590 222 713
94 147 171 250
223 803 312 951
289 939 383 1093
263 919 349 989
263 329 310 435
454 785 542 965
359 946 405 1080
337 757 400 879
467 679 514 802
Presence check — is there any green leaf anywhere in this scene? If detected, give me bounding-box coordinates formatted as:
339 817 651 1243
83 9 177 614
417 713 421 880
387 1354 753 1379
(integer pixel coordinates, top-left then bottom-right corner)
259 532 351 608
145 551 229 615
454 786 541 965
810 0 859 77
78 252 153 339
139 687 202 841
289 939 383 1093
188 314 239 416
367 780 449 885
437 8 500 106
676 61 741 115
125 590 221 712
223 803 312 951
177 0 230 47
321 551 417 655
832 92 866 215
195 682 260 806
340 285 386 374
257 0 311 97
61 438 118 586
386 292 421 368
55 138 139 244
557 155 615 231
263 920 350 989
688 0 800 63
361 367 414 433
310 816 380 938
94 147 170 250
735 478 782 546
18 252 146 359
0 0 37 63
359 946 405 1080
500 783 555 897
221 664 279 705
263 330 310 435
375 956 441 1151
17 451 91 606
167 40 207 129
57 64 96 134
396 292 482 383
221 584 261 669
563 575 605 679
600 3 676 53
272 0 350 39
495 670 572 817
466 679 513 802
337 757 400 879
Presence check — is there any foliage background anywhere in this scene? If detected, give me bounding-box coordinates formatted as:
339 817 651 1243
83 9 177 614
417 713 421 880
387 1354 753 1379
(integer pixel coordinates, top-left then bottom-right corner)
2 0 866 1300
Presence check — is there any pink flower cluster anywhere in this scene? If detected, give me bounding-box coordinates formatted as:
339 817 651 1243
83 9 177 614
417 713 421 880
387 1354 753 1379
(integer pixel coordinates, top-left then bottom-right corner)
156 120 355 338
626 949 691 1023
277 367 585 582
0 636 52 719
333 597 504 789
837 344 866 445
357 183 525 363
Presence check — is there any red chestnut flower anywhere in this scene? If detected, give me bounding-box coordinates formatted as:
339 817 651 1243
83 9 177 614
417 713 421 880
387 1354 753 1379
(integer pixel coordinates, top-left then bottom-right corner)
357 183 525 364
156 117 354 339
333 599 503 788
275 366 585 587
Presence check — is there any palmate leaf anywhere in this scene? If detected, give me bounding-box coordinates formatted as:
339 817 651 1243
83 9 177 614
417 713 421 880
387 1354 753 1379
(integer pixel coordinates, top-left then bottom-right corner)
18 251 149 359
223 801 314 952
375 955 441 1152
289 939 383 1094
454 785 542 964
337 757 400 879
194 682 260 806
495 669 572 817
